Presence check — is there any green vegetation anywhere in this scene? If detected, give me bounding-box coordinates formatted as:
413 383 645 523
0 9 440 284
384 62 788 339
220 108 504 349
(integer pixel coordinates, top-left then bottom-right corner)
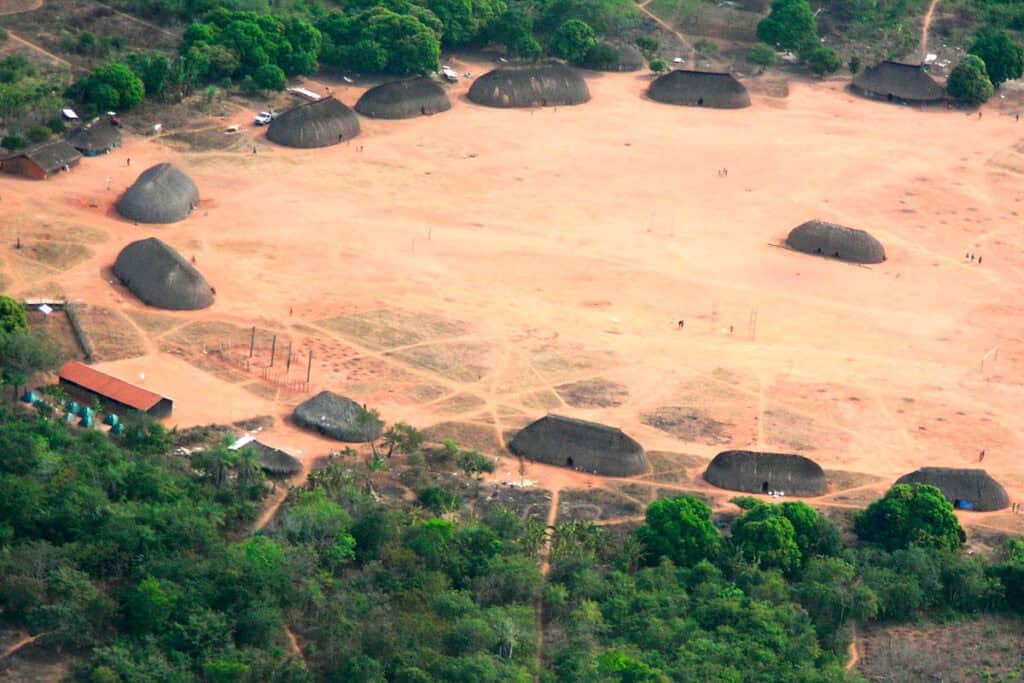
0 300 60 398
947 54 994 103
635 35 659 57
757 0 818 51
0 56 63 146
848 54 862 73
806 45 842 75
969 29 1024 87
74 63 145 111
551 19 597 64
855 483 964 551
749 43 778 66
649 57 668 73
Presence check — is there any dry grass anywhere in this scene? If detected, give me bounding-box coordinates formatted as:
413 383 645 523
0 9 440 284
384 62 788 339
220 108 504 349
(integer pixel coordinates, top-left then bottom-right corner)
26 309 83 361
125 310 182 336
422 420 503 454
433 392 487 415
559 488 644 521
160 127 255 153
317 309 468 350
556 377 629 408
825 469 885 491
641 406 734 445
388 341 493 382
75 305 145 361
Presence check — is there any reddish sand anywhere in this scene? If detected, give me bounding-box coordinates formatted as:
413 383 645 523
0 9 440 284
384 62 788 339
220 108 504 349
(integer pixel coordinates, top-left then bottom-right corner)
4 61 1024 530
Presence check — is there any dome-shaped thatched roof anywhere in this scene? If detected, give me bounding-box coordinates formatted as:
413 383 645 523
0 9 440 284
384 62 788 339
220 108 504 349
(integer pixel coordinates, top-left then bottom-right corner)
355 77 452 119
266 97 361 148
580 42 645 72
704 450 827 496
648 70 750 108
508 414 649 476
66 120 121 155
113 237 213 310
293 391 382 442
896 468 1009 511
468 61 590 108
786 220 886 264
246 440 302 476
116 163 199 224
851 61 945 103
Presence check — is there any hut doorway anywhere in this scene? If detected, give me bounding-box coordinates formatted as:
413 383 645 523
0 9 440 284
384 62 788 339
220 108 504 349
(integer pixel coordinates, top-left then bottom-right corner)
566 457 574 468
761 481 769 493
886 93 894 102
697 98 704 106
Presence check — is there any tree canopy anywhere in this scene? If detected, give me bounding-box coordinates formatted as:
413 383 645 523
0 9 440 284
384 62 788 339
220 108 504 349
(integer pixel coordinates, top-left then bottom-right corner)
969 29 1024 87
756 0 817 51
635 495 719 567
948 54 994 103
855 483 964 551
550 19 597 64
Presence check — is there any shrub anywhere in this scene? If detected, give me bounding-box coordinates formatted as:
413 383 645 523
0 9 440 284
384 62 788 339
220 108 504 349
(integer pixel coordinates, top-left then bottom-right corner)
649 58 667 73
46 118 66 134
694 37 719 57
582 42 620 70
26 125 52 144
253 63 286 92
635 35 659 56
806 45 841 75
0 28 8 44
848 55 861 74
456 450 495 476
1 134 25 150
749 43 777 67
948 54 994 104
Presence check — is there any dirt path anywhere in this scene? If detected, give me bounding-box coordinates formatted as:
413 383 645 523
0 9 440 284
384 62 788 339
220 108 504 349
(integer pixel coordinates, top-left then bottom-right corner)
0 0 41 16
4 30 76 71
93 0 177 38
920 0 940 57
637 0 691 54
1 633 46 660
846 626 859 671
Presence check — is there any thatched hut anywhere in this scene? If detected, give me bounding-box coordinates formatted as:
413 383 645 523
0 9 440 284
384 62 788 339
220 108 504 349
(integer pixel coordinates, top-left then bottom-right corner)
468 62 590 108
113 237 214 310
851 61 945 104
704 450 827 496
116 163 199 224
355 77 452 119
896 468 1009 511
785 220 886 264
508 414 649 476
580 42 645 72
266 97 361 148
648 70 750 108
66 120 121 156
245 440 302 477
293 391 382 442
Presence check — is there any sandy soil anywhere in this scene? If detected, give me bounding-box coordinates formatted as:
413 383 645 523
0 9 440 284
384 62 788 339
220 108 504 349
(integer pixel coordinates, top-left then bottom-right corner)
4 61 1024 531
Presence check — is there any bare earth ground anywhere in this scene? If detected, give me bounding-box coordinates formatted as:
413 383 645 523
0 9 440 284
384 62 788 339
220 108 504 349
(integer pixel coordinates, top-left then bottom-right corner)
4 60 1024 537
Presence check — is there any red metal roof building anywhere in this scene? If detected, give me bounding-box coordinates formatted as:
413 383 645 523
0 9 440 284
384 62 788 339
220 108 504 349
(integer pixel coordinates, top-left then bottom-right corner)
58 361 173 418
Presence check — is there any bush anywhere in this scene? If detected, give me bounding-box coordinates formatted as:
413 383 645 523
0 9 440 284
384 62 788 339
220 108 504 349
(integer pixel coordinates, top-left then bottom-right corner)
948 54 994 104
456 450 495 476
46 118 66 135
0 28 7 44
805 45 841 75
649 58 667 73
26 125 52 144
635 35 659 56
1 134 25 151
582 42 620 70
253 63 286 92
749 43 777 67
848 55 861 74
694 37 719 57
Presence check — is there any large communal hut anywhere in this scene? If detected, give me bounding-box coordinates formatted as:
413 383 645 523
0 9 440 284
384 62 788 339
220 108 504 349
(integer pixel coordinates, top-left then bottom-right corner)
896 468 1009 511
580 42 645 72
468 62 590 108
648 70 750 108
704 450 828 496
851 61 944 104
266 97 360 148
66 119 121 156
293 391 382 442
508 414 650 476
355 77 452 119
785 220 886 264
116 163 199 224
113 237 214 310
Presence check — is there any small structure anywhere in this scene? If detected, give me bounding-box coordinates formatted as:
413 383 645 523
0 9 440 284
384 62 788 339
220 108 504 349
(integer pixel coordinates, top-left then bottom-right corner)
850 61 945 104
0 140 81 180
785 220 886 264
468 62 591 108
293 391 382 442
266 97 360 148
287 86 322 102
648 70 751 109
58 360 173 418
66 119 121 156
230 437 302 477
117 163 200 224
704 450 827 496
355 77 452 119
113 237 214 311
508 414 650 476
896 468 1009 512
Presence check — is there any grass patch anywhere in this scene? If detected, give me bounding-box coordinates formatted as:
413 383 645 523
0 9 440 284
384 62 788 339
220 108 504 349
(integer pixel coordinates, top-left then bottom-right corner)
76 305 145 361
388 342 492 382
423 421 503 455
317 309 467 351
556 377 629 408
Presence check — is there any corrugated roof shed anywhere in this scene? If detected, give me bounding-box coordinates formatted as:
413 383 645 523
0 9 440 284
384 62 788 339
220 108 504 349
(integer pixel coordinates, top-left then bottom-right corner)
22 140 82 173
58 360 166 411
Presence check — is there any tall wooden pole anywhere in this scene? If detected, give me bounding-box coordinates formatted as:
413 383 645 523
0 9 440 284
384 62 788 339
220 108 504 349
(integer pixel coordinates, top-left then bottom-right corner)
270 335 277 367
306 350 313 384
249 326 255 357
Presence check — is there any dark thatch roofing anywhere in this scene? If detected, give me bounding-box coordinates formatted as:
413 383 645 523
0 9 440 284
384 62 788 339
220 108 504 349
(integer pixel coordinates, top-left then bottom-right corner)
113 237 213 311
66 120 121 154
355 77 452 119
468 61 590 108
14 140 82 173
648 70 750 109
266 97 361 148
786 220 886 264
896 468 1009 512
293 391 382 442
704 450 827 496
508 414 649 476
851 61 945 103
116 163 199 224
580 42 645 72
245 440 302 476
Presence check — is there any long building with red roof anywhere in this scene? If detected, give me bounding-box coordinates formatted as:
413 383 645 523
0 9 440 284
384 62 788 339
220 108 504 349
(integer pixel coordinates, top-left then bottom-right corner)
58 361 173 418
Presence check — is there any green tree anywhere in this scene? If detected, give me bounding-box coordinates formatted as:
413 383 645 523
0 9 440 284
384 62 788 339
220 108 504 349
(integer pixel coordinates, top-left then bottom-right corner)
490 10 540 58
551 19 597 64
123 576 179 635
636 496 719 567
0 330 61 397
456 449 495 476
756 0 817 51
82 63 145 110
749 43 777 67
947 54 994 104
795 557 878 647
855 483 963 551
0 296 28 337
731 503 802 572
253 63 286 91
280 488 356 568
969 29 1024 87
805 45 841 75
648 58 667 73
635 35 659 56
426 0 475 46
26 125 51 143
848 55 861 74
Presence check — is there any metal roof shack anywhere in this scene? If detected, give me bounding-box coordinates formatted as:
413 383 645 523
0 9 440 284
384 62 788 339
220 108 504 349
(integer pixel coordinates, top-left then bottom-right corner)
0 140 81 179
58 361 173 418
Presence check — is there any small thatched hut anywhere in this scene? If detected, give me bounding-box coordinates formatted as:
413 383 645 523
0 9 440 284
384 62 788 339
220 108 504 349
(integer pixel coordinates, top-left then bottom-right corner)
785 220 886 264
851 61 945 104
468 62 590 108
113 237 214 310
896 468 1009 511
648 70 750 108
245 441 302 477
508 414 649 476
704 450 827 496
116 163 199 224
266 97 361 148
66 120 121 156
293 391 382 442
580 42 645 72
355 77 452 119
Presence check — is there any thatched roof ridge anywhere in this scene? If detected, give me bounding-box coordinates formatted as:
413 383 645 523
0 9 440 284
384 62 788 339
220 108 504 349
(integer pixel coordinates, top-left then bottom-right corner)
113 237 213 311
266 97 360 148
293 391 382 442
851 61 945 103
508 413 649 476
66 120 121 154
468 61 590 108
896 468 1009 511
116 163 199 224
648 70 750 109
246 441 302 476
10 140 82 173
704 450 827 496
355 77 452 119
786 220 886 264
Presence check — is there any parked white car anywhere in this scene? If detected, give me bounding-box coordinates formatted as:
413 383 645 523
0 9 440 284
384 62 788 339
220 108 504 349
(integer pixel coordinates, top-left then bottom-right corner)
253 111 275 126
